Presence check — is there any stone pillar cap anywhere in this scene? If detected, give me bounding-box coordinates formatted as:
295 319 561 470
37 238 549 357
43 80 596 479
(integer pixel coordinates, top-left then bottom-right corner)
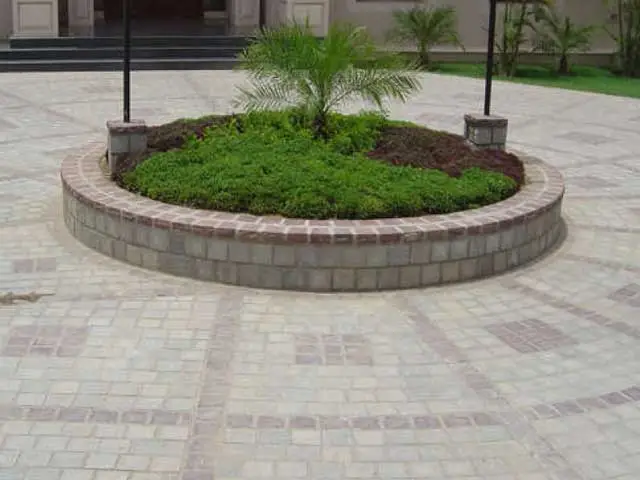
464 114 508 126
107 119 147 134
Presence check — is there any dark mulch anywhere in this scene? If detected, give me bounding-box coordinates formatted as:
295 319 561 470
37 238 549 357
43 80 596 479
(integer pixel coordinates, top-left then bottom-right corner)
368 126 524 185
112 116 524 187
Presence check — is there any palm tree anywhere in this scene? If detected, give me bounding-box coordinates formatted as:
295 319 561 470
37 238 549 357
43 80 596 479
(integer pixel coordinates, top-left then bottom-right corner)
532 6 595 75
604 0 640 77
388 4 463 69
234 22 420 138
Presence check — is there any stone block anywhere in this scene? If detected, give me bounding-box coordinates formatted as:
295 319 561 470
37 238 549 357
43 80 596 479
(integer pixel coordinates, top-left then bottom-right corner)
283 269 307 290
316 247 342 268
307 269 332 291
431 242 450 262
168 232 187 255
340 246 368 268
441 261 460 283
464 114 508 150
478 255 494 276
377 268 400 289
333 269 356 291
500 228 516 250
229 242 252 263
297 246 320 267
126 245 143 266
365 246 388 268
410 242 432 264
184 235 207 258
149 229 170 252
387 245 410 266
485 232 501 253
194 259 215 280
133 224 150 247
399 266 421 288
118 220 135 244
206 238 229 261
356 269 377 290
258 266 284 289
158 253 195 277
421 264 441 285
273 246 296 266
514 224 528 246
459 259 478 280
104 215 120 239
113 240 127 260
450 238 469 260
237 264 261 287
215 261 238 284
493 252 507 273
251 244 274 265
468 235 486 257
141 250 159 270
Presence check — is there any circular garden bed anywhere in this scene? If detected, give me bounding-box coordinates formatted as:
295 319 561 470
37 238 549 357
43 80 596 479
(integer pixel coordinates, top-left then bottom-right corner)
61 112 564 292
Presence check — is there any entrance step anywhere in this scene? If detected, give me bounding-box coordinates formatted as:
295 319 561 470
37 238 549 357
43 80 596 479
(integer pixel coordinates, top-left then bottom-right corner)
0 57 239 72
1 36 250 72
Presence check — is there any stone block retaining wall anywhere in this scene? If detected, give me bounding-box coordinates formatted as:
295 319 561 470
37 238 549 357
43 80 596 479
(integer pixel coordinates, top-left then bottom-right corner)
61 143 564 292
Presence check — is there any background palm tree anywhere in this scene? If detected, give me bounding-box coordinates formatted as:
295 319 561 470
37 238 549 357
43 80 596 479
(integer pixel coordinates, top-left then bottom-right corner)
235 22 420 138
388 4 463 69
532 5 595 74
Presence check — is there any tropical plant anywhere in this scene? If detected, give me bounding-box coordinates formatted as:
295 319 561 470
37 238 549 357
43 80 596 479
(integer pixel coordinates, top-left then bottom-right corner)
234 22 420 138
531 6 595 74
388 4 464 69
604 0 640 77
495 1 541 77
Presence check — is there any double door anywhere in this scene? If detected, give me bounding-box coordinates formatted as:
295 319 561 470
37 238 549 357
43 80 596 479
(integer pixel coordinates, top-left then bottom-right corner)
103 0 208 22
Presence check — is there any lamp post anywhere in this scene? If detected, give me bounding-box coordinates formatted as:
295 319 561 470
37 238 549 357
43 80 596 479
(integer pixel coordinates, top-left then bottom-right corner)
483 0 498 116
122 0 131 122
259 0 266 29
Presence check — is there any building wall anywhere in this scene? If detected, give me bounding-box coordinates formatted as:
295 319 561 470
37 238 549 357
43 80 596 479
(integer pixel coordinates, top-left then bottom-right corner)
0 0 12 39
331 0 615 52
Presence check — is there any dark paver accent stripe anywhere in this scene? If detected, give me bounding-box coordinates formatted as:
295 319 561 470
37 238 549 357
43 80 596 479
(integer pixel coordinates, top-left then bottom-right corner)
0 405 191 425
504 280 640 339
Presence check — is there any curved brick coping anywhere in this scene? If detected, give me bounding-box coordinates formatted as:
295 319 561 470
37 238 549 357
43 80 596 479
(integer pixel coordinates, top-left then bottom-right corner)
61 142 564 291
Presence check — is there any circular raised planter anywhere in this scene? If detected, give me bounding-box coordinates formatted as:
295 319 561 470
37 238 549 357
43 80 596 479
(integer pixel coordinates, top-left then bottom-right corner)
61 142 564 291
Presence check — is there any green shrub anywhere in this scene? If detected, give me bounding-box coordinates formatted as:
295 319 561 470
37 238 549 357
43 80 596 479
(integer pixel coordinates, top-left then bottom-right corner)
123 112 517 220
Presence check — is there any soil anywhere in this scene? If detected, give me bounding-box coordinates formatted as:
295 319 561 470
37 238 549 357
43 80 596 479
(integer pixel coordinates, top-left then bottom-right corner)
368 126 524 185
112 116 524 187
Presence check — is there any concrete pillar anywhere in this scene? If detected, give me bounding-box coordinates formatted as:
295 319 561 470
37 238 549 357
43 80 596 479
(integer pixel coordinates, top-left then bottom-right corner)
11 0 59 37
280 0 329 36
107 120 147 177
229 0 260 33
67 0 93 35
464 114 508 150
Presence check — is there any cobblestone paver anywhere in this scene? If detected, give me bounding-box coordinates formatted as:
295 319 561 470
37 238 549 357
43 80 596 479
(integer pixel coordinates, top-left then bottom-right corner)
0 71 639 479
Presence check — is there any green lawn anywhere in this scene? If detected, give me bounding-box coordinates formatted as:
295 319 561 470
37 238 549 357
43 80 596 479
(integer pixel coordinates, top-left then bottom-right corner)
432 63 640 99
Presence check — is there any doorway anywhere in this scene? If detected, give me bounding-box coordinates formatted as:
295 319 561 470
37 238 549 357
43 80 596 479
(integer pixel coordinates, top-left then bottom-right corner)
103 0 208 22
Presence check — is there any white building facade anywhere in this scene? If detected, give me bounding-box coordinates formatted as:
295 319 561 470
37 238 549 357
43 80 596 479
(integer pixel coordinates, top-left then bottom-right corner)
0 0 614 53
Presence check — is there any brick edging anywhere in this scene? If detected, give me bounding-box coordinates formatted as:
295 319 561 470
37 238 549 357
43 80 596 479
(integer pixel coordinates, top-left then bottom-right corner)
60 143 564 291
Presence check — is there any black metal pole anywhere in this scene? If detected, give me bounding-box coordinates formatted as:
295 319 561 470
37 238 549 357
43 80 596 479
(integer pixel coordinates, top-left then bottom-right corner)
123 0 131 123
484 0 497 116
259 0 266 30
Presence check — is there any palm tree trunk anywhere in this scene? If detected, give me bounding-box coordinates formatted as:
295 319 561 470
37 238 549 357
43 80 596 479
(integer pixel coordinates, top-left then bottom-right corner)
558 55 569 75
419 44 430 69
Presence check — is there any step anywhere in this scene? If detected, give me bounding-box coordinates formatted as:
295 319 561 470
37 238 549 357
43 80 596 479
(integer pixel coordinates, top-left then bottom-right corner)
0 46 243 61
9 35 252 49
0 57 239 72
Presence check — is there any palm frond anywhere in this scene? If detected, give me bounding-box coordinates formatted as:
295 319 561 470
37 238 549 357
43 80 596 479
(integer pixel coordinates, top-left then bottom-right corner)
234 21 421 134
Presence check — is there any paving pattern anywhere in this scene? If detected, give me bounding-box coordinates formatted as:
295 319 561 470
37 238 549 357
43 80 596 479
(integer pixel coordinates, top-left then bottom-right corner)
0 70 639 480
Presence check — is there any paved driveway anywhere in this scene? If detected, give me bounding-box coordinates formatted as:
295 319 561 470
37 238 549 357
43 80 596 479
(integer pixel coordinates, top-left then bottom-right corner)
0 71 639 480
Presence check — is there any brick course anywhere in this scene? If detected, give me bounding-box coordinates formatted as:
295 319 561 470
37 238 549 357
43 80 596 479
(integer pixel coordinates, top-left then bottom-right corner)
61 143 564 291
